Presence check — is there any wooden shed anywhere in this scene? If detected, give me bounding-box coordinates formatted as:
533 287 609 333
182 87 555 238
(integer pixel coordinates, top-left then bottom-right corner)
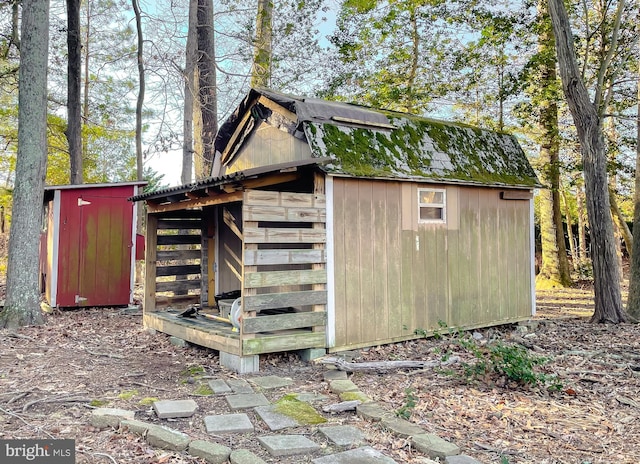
131 88 540 372
41 181 146 308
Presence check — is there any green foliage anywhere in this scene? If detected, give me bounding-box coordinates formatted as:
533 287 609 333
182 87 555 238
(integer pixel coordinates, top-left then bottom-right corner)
396 388 418 420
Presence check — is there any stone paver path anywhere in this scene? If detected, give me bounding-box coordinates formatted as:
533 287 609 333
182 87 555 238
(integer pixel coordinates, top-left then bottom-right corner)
91 369 476 463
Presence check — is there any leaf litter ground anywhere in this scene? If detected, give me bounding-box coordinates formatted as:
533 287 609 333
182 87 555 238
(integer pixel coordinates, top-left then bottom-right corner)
0 281 639 463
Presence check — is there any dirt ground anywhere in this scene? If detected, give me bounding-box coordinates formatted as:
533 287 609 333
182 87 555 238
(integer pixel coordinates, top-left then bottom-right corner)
1 281 639 464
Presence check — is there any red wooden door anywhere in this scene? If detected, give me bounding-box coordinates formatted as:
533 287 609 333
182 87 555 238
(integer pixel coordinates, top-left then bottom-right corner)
57 187 133 306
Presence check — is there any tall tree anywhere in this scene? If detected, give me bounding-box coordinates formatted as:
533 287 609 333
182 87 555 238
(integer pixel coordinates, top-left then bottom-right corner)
626 57 640 321
548 0 626 322
1 0 49 328
251 0 273 88
66 0 82 184
532 0 572 287
194 0 217 179
132 0 144 184
182 0 197 184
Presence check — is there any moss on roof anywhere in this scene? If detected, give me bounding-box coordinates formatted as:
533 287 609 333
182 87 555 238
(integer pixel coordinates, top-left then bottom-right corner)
304 114 539 188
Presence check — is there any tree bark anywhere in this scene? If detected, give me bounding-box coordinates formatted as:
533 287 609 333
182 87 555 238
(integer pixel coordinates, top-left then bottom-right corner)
1 0 49 328
66 0 82 184
577 184 588 265
548 0 625 323
562 187 577 270
132 0 144 184
626 56 640 320
535 0 572 288
194 0 217 179
251 0 273 88
182 0 197 184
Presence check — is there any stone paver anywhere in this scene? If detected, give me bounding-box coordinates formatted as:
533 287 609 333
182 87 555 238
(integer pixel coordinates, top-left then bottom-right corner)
339 391 371 403
227 378 254 394
329 379 359 394
293 392 329 403
204 414 254 434
254 405 301 431
250 375 294 390
153 399 198 418
381 416 426 438
169 336 188 348
412 434 461 459
188 440 232 464
356 402 390 421
146 425 191 451
258 434 321 457
230 449 267 464
319 425 365 447
225 393 270 410
312 446 398 464
120 419 151 435
445 455 482 464
90 408 135 429
208 379 232 395
323 369 348 381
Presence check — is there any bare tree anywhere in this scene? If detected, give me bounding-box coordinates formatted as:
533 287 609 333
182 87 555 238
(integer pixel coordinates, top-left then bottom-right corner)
1 0 50 328
548 0 626 323
66 0 82 184
182 0 197 184
251 0 273 88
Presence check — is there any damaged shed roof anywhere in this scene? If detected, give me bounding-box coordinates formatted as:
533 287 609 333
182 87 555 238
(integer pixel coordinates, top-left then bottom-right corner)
217 88 540 188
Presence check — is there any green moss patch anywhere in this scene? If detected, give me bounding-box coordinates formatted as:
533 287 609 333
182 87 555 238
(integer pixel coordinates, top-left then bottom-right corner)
90 399 109 407
193 384 214 396
117 390 138 400
339 391 370 403
274 394 327 425
138 397 159 406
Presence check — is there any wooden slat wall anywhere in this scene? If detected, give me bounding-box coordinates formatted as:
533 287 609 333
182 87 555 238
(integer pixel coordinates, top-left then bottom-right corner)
227 125 313 174
331 178 533 350
239 189 327 355
153 211 203 303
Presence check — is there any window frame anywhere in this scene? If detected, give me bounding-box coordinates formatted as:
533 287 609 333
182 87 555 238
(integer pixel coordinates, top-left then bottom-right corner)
417 187 446 224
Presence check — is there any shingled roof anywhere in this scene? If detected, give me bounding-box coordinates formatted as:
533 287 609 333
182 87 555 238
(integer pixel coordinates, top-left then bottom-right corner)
216 88 540 188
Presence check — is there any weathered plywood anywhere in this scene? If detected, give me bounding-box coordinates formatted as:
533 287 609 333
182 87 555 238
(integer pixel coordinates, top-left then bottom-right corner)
156 279 201 294
244 190 326 208
242 311 326 333
144 214 158 312
244 269 327 288
243 249 326 266
243 227 326 244
243 205 326 223
242 331 326 355
243 291 327 312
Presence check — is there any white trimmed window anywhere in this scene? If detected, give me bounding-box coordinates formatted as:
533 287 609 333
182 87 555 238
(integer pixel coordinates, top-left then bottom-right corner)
418 188 446 223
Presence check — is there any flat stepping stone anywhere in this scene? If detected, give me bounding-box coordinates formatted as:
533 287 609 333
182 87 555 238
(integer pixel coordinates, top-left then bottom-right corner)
381 417 425 438
293 392 330 403
204 413 254 434
319 425 365 446
258 434 320 457
90 408 135 429
312 446 398 464
153 399 198 419
356 402 392 421
445 456 482 464
412 433 461 459
189 440 231 464
208 379 232 395
225 393 270 410
250 375 294 389
329 379 359 394
254 404 301 431
146 425 191 451
227 378 254 393
230 449 267 464
324 370 348 381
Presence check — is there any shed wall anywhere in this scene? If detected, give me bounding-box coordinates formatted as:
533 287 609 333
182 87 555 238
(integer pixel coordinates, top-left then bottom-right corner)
331 177 533 349
226 125 312 174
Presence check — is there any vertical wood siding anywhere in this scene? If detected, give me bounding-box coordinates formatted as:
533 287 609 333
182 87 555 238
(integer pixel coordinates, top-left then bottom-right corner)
331 178 533 350
226 125 312 174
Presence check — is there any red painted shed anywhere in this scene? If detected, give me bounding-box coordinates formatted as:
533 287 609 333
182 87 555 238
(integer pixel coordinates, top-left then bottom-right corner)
40 181 147 307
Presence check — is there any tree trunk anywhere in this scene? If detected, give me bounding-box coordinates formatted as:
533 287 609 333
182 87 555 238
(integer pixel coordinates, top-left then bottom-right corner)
132 0 144 185
251 0 273 88
562 187 577 270
626 56 640 320
182 0 197 184
535 0 572 288
577 184 588 265
548 0 625 323
1 0 50 328
66 0 82 184
194 0 217 179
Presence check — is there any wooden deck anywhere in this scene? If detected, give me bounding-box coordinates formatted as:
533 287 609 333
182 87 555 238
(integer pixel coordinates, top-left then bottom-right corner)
143 310 326 357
